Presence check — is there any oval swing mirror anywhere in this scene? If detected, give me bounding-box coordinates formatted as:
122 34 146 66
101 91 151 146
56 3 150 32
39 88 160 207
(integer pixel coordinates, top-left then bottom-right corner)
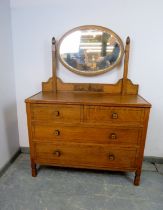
58 25 124 76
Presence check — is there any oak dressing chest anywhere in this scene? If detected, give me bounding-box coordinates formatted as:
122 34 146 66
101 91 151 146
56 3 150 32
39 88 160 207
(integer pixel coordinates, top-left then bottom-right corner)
25 25 151 185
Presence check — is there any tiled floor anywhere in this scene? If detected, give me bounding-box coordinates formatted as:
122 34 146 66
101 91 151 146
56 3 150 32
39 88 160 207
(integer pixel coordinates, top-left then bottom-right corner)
0 154 163 210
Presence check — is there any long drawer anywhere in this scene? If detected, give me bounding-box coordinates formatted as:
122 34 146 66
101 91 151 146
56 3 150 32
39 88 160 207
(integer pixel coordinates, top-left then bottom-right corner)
34 142 137 169
32 124 141 145
31 104 81 123
85 106 144 124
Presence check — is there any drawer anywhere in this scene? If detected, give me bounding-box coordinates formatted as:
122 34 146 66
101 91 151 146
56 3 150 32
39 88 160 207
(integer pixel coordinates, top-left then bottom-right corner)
31 104 81 123
32 124 141 145
34 142 137 169
86 106 144 124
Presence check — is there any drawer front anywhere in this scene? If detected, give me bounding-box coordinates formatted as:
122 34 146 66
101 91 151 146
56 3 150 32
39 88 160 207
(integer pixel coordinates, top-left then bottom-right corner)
35 142 137 169
31 104 81 123
86 106 144 124
33 124 141 145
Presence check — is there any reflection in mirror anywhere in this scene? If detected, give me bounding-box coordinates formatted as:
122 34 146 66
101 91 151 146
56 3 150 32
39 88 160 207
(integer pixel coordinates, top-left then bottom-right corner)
59 27 124 75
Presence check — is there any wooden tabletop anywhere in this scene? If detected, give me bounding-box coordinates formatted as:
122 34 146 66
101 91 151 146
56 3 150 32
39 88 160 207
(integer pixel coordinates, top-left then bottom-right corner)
25 91 151 107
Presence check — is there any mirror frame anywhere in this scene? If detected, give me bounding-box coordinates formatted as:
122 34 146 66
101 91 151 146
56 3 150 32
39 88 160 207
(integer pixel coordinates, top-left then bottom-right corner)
57 25 124 76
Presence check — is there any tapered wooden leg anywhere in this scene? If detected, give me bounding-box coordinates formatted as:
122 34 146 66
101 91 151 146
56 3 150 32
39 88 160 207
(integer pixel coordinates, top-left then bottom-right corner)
31 161 37 177
134 170 141 186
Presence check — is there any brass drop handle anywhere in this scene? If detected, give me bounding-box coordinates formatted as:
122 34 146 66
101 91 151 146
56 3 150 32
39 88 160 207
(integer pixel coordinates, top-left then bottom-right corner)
109 133 117 140
54 130 60 136
111 112 118 119
55 111 60 117
108 153 115 161
53 150 61 157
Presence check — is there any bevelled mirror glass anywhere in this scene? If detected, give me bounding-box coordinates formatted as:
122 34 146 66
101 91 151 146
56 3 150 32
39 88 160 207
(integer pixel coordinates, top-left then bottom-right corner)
58 25 124 76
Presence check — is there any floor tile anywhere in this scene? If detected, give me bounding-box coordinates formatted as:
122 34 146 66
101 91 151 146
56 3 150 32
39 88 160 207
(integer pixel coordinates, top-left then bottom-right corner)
155 163 163 174
142 161 157 172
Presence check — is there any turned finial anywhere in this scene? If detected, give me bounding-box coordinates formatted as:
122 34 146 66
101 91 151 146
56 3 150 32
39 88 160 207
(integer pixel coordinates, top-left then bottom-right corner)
126 36 130 45
52 37 56 45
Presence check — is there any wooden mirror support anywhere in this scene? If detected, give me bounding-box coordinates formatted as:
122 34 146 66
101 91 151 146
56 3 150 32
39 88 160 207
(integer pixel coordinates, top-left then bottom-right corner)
42 36 138 94
25 27 151 186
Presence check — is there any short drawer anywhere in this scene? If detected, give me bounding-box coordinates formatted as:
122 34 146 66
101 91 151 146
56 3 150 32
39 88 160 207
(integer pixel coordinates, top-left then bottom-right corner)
34 142 137 169
31 104 81 123
32 124 141 145
85 106 144 124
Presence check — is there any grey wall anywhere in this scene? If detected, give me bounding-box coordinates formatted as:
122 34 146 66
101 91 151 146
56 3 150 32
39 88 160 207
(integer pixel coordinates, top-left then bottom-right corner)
0 0 19 171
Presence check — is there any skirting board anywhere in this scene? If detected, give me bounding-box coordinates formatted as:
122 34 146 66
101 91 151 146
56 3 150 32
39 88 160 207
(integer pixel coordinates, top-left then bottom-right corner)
0 149 21 177
20 147 163 164
21 147 30 154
